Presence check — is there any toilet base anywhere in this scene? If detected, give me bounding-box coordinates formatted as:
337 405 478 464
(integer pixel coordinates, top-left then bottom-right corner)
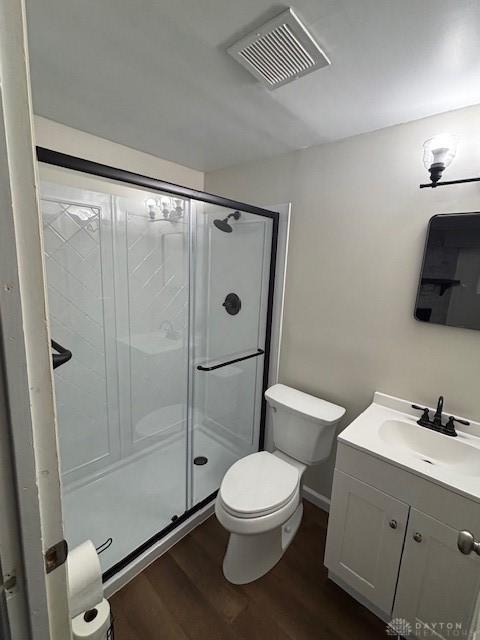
223 502 303 584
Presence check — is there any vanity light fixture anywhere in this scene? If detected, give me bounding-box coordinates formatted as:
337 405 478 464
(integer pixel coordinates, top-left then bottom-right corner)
145 197 157 220
420 134 480 189
144 196 185 221
422 134 457 186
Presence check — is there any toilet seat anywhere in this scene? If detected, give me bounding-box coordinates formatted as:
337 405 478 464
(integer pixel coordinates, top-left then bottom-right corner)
219 451 300 519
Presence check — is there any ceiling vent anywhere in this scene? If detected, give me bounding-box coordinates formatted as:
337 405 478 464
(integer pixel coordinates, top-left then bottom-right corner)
227 8 330 90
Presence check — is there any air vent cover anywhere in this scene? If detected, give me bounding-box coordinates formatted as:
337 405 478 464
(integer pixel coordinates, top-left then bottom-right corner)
228 8 330 90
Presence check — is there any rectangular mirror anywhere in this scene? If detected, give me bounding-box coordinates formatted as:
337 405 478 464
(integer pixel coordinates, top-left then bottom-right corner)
415 212 480 331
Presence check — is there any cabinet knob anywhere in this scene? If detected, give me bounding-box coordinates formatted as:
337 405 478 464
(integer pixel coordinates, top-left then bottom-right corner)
413 532 423 543
389 519 398 529
457 530 480 556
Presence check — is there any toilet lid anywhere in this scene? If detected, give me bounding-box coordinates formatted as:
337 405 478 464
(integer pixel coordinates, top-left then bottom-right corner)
219 451 300 518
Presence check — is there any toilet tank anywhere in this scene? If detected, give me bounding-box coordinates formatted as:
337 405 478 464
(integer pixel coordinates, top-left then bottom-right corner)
265 384 346 465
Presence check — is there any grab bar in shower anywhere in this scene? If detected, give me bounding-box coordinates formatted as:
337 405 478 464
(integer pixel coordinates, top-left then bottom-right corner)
196 349 264 372
51 339 72 369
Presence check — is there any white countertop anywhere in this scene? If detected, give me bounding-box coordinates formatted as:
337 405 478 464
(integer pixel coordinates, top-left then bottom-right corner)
338 392 480 504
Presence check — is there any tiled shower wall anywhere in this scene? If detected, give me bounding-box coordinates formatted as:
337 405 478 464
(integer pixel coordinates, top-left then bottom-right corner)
41 181 189 487
41 178 272 503
197 213 270 450
117 203 190 456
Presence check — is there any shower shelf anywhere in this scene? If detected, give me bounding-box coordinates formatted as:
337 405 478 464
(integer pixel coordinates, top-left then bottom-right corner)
196 349 264 372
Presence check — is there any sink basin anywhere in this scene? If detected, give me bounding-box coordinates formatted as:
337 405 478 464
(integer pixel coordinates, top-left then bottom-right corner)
337 392 480 501
379 419 480 476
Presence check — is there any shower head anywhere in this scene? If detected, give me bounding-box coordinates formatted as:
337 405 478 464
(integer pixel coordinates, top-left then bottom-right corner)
213 211 241 233
213 218 232 233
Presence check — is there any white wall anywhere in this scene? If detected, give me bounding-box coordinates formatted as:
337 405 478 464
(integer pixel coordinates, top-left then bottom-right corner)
206 103 480 499
34 116 204 190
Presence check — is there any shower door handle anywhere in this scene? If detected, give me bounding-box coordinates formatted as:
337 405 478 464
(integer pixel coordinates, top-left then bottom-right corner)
51 339 72 369
196 349 264 372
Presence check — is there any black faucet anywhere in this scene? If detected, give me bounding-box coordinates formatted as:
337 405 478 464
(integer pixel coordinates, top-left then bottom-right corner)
432 395 444 427
411 396 470 437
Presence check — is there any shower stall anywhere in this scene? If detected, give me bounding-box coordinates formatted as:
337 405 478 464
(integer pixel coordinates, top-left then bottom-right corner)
37 149 278 581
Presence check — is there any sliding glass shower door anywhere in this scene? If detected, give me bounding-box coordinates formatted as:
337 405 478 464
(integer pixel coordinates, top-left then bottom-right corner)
40 171 190 572
38 154 277 578
191 203 272 503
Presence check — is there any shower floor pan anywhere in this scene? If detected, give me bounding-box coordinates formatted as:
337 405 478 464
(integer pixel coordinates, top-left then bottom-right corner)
62 427 239 575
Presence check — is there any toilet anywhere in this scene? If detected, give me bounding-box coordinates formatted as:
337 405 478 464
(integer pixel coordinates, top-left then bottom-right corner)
215 383 345 584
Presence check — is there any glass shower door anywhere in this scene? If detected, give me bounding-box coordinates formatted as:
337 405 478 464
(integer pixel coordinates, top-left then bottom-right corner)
38 148 278 580
39 167 189 573
112 188 190 570
191 203 274 504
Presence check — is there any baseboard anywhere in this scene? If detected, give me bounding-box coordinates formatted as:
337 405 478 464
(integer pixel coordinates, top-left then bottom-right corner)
302 485 330 512
104 500 215 598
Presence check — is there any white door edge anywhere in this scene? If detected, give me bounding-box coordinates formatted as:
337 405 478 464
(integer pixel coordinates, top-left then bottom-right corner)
0 0 70 637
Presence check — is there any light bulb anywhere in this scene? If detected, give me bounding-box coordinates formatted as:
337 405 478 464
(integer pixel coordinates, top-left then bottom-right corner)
145 198 157 220
423 134 457 184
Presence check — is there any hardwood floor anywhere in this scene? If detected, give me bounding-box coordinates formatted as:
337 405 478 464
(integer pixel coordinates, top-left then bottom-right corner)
110 502 387 640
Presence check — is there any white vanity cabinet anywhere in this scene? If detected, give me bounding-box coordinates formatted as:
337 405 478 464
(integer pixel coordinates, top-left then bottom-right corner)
394 509 480 639
324 443 480 638
325 470 409 613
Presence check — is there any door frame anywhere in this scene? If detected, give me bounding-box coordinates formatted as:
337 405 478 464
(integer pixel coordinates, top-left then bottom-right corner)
0 0 70 638
36 147 280 582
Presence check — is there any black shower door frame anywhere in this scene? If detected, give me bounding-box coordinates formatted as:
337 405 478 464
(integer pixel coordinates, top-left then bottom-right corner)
36 147 279 581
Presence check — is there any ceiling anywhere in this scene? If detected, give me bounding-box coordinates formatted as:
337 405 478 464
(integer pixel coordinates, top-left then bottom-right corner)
26 0 480 172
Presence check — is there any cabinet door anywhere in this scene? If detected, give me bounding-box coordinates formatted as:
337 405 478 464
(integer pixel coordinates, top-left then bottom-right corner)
324 470 409 614
393 509 480 639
